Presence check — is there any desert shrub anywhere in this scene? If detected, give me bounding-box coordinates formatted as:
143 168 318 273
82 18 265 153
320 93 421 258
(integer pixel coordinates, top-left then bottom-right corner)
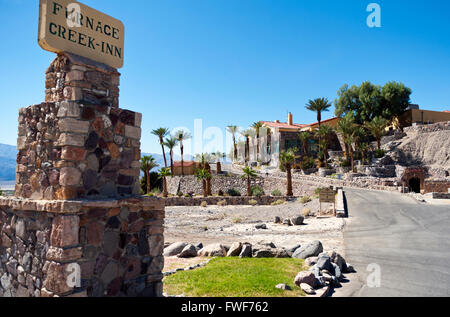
251 186 264 197
151 187 161 195
314 187 323 195
340 159 351 167
271 189 282 197
200 201 208 208
271 199 285 206
227 188 241 197
217 199 227 207
300 157 316 170
300 196 312 204
248 199 258 206
302 207 311 217
184 193 191 198
232 217 243 223
375 149 386 158
177 191 183 197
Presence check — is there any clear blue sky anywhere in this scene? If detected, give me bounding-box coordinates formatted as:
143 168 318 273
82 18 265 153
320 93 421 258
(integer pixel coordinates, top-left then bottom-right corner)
0 0 449 155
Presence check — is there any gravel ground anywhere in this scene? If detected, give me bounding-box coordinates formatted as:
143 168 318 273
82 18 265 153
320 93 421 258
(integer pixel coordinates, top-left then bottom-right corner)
164 198 346 255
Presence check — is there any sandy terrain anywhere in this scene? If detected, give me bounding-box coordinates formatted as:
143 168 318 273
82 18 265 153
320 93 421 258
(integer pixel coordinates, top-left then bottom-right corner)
164 198 346 255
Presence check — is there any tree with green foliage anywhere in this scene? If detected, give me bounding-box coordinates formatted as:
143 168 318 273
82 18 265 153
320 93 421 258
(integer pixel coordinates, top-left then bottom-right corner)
298 131 310 157
151 128 170 168
195 168 212 197
174 129 191 176
364 116 388 151
305 98 332 127
159 167 171 197
335 81 411 124
164 136 179 176
140 155 158 194
279 150 296 196
241 167 257 196
315 124 334 164
336 112 357 161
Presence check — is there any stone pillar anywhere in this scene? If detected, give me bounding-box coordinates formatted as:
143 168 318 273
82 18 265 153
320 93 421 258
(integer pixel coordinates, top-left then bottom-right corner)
0 53 165 297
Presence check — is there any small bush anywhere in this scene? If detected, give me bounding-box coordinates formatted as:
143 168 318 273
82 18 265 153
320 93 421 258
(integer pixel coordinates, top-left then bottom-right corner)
340 159 351 167
271 189 282 197
217 199 227 207
302 207 311 217
375 149 385 158
300 196 311 204
314 187 323 195
232 217 243 224
300 157 316 170
251 186 264 197
271 199 285 206
248 199 258 206
227 188 241 197
200 201 208 208
184 193 191 198
151 188 161 195
177 191 183 197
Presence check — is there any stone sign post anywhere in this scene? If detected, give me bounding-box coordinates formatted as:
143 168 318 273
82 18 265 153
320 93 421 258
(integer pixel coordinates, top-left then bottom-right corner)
0 1 164 297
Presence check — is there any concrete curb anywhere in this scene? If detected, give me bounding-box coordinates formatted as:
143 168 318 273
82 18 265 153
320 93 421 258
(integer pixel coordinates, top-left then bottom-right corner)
336 188 346 218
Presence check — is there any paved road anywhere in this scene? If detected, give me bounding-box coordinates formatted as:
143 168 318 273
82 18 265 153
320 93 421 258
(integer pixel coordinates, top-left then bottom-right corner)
340 188 450 297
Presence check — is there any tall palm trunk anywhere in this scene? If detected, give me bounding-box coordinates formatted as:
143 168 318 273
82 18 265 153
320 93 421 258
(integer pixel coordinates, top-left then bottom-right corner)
162 177 168 197
180 142 184 176
256 134 260 162
286 165 293 196
170 150 174 175
160 137 168 168
202 179 207 197
206 164 212 196
146 169 151 194
246 175 251 196
245 137 249 164
217 162 222 174
233 136 238 162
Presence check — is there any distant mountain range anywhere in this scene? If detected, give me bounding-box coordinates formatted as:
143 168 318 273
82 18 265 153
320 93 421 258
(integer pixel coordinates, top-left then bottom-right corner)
0 143 191 184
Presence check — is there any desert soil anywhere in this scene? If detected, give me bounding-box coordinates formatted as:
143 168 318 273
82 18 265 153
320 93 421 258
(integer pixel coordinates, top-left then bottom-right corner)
164 198 347 258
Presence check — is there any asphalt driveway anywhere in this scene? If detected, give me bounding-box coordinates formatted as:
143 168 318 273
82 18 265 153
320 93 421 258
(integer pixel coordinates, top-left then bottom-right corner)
340 188 450 297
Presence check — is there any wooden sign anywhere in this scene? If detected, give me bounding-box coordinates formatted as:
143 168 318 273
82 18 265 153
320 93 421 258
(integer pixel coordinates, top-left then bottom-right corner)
319 188 336 203
38 0 125 68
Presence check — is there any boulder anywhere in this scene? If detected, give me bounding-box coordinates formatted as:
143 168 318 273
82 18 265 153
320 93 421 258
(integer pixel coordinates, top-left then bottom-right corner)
344 263 356 273
332 263 342 280
177 244 198 258
274 216 281 224
198 243 227 257
281 243 301 253
316 253 333 272
239 244 252 258
300 283 316 295
253 248 277 258
227 242 243 257
290 216 304 226
305 256 318 267
294 271 316 288
326 251 347 271
255 224 267 230
163 242 188 257
283 219 292 226
309 265 321 278
292 241 323 259
194 243 203 250
275 283 291 290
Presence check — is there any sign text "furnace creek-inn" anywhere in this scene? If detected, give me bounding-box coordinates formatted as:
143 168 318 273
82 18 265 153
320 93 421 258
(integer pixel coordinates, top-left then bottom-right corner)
49 1 122 59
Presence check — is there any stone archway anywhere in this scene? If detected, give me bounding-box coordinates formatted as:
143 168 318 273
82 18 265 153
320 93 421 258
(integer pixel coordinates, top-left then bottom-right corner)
409 177 421 193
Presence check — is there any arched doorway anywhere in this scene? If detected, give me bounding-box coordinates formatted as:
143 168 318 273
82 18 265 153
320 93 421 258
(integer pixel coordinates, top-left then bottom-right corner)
409 177 421 193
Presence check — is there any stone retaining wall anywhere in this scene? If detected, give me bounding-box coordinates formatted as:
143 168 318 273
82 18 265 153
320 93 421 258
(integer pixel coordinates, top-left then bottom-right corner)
164 196 296 207
424 181 450 194
0 196 164 297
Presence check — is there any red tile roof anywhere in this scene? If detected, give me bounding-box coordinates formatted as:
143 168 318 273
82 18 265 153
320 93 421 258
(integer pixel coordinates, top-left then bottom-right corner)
261 121 307 129
301 117 339 128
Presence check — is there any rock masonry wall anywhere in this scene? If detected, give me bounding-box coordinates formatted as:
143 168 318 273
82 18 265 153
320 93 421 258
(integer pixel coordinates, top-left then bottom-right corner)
1 53 165 297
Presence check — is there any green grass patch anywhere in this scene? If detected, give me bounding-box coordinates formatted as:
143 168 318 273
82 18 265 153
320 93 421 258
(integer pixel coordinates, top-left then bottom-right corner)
163 257 307 297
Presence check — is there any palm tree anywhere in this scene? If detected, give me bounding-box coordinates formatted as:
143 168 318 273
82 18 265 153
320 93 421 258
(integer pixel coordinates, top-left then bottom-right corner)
315 124 334 164
359 142 370 165
305 98 332 127
227 126 239 162
195 153 214 195
279 150 295 196
158 167 171 197
241 129 253 164
298 131 310 157
140 155 159 194
252 122 264 161
364 116 388 151
212 151 226 174
195 168 211 197
336 113 357 161
345 132 356 172
164 136 178 176
151 128 170 168
174 130 191 176
241 167 257 196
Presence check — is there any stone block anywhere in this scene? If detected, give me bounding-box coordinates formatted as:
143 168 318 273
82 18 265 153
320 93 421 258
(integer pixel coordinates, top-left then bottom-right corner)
50 215 80 248
59 118 90 134
57 101 81 117
124 125 141 140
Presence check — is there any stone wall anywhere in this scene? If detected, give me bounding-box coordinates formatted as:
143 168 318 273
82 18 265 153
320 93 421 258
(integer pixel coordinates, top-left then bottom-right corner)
15 101 142 200
424 180 450 194
164 196 296 207
0 196 164 297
